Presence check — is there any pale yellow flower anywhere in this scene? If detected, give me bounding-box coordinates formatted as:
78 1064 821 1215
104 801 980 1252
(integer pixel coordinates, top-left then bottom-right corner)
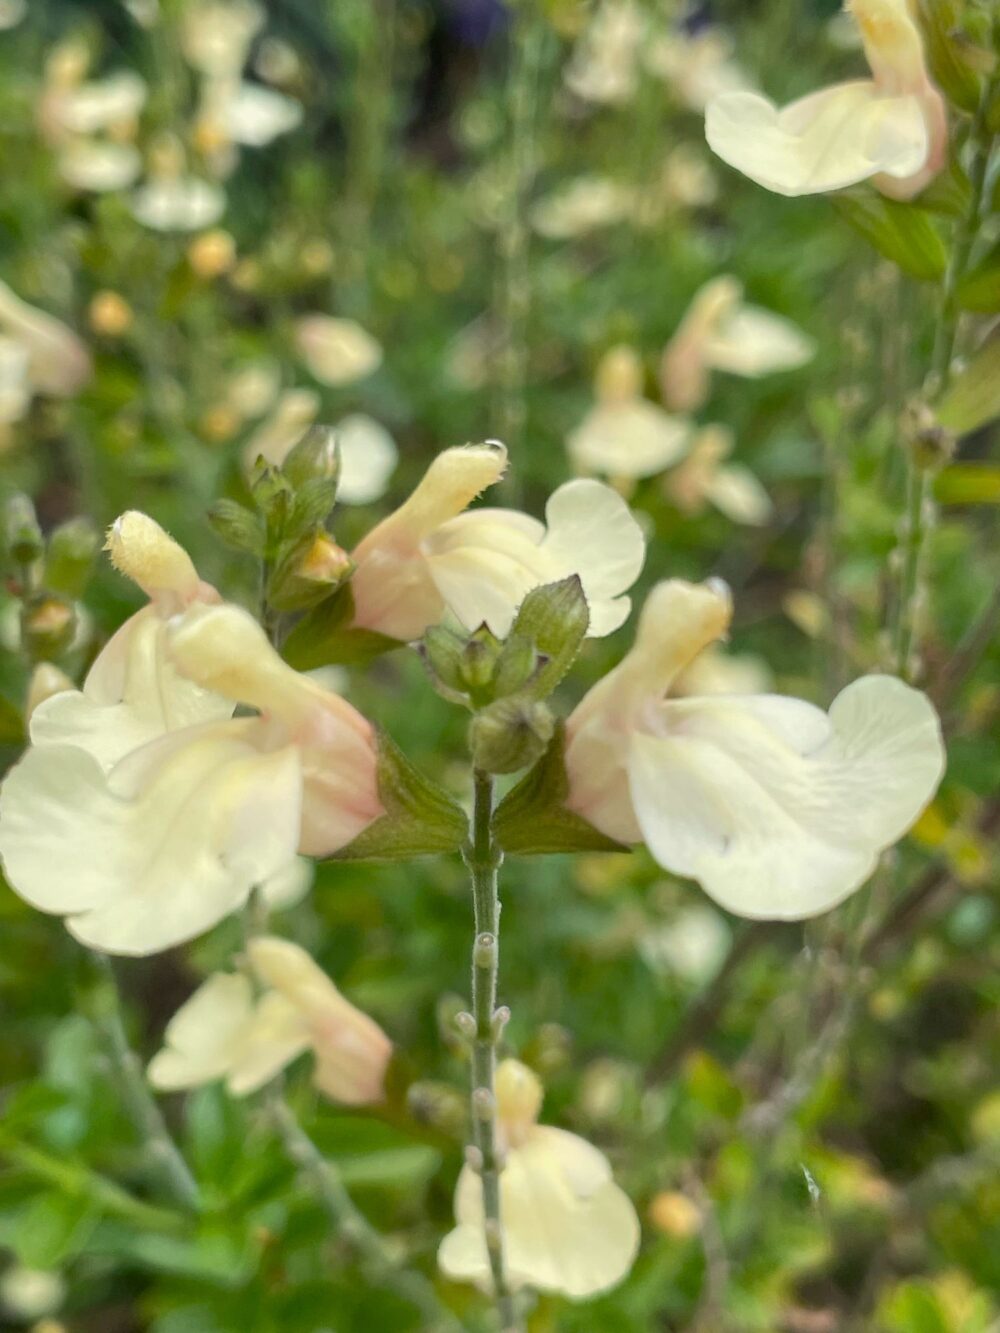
568 346 690 481
295 316 382 388
661 277 814 413
351 443 646 641
564 579 945 920
148 935 391 1105
438 1060 640 1298
665 425 773 526
0 281 91 402
705 0 946 199
0 514 382 954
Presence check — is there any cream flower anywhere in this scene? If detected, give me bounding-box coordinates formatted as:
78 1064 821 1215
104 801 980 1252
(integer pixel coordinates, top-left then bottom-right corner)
665 425 773 526
564 0 645 106
334 414 398 505
639 903 731 985
705 0 946 199
59 140 143 192
0 514 382 954
181 1 264 79
564 579 945 920
439 1059 640 1298
148 935 391 1104
530 177 634 240
0 280 92 399
130 175 226 231
660 277 815 413
295 315 383 388
568 345 689 481
210 80 302 146
45 71 148 137
646 26 750 111
241 387 319 469
0 336 30 424
350 443 645 641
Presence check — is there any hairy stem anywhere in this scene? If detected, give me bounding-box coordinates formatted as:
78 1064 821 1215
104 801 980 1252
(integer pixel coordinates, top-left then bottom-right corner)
893 79 997 677
463 771 521 1332
269 1094 462 1333
90 953 201 1211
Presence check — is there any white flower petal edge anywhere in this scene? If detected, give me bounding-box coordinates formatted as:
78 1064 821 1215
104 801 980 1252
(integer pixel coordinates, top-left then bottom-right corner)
147 972 259 1090
706 83 928 197
703 305 816 377
565 579 945 920
438 1060 640 1299
0 725 303 954
568 400 690 480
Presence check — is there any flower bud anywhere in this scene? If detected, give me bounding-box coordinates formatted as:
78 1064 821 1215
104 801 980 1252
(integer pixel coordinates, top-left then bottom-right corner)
44 516 99 596
207 498 264 556
460 627 502 695
3 493 43 566
104 511 202 604
88 290 133 336
406 1080 467 1135
470 695 555 774
21 593 75 660
648 1190 701 1239
267 531 353 612
494 1059 543 1146
282 424 341 488
421 624 469 697
187 228 236 279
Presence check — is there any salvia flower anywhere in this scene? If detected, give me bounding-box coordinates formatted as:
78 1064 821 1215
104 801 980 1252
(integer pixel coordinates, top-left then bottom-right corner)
294 315 383 388
660 276 814 413
0 513 382 954
664 424 773 526
438 1059 640 1298
705 0 946 199
350 443 646 640
0 280 91 404
148 935 391 1104
564 578 945 920
568 346 690 482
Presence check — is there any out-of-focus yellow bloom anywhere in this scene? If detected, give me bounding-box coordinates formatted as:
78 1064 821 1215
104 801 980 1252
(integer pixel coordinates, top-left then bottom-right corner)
565 578 945 920
660 277 814 412
88 291 133 337
568 346 690 482
706 0 946 199
439 1060 640 1298
665 424 773 526
294 315 383 387
351 442 646 641
148 936 391 1105
0 281 91 421
648 1190 701 1239
187 228 237 278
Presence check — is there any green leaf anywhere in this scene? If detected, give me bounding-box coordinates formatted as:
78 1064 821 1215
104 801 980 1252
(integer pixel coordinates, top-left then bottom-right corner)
12 1190 101 1268
935 463 1000 505
332 729 468 861
917 155 973 218
914 0 982 112
831 190 947 281
88 1220 257 1285
936 335 1000 435
282 583 400 669
956 240 1000 313
493 721 629 856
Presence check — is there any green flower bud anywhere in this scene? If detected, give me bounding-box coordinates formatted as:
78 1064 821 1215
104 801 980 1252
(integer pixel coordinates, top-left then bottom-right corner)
422 624 469 696
470 695 555 775
44 517 100 596
3 494 43 567
21 593 76 661
267 530 354 612
461 626 502 696
282 424 341 489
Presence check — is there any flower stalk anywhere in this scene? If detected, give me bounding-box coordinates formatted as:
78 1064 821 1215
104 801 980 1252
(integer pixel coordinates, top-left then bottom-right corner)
463 770 521 1332
90 953 201 1211
893 70 998 678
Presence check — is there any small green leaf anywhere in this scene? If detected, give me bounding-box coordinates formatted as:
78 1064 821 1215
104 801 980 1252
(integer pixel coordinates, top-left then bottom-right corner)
13 1190 100 1269
935 462 1000 505
493 721 629 856
831 190 947 281
332 729 468 861
956 240 1000 313
936 335 1000 435
914 0 982 113
207 499 265 557
470 695 554 775
282 583 400 669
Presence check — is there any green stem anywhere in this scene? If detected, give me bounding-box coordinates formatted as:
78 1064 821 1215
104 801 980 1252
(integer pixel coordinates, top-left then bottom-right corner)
269 1094 463 1333
90 953 201 1211
463 772 521 1333
893 78 997 677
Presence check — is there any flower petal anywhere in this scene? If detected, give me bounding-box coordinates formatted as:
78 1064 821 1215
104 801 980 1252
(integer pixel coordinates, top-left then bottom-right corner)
440 1129 640 1298
568 400 690 479
295 315 382 387
703 305 815 377
706 463 773 525
0 723 303 954
148 972 255 1090
628 676 945 919
334 414 398 505
539 480 646 635
705 82 929 196
226 992 311 1095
